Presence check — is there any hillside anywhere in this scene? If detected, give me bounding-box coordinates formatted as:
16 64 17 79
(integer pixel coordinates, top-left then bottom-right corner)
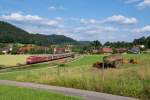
0 21 77 45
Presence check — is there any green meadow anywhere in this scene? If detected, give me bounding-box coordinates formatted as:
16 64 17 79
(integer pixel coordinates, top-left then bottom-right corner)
0 54 149 99
0 55 29 67
0 85 82 100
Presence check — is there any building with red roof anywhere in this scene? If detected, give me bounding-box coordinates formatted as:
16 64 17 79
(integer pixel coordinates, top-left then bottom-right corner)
54 47 72 54
100 47 113 54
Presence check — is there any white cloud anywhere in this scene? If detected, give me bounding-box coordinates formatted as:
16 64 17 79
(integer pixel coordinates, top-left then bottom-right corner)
80 18 99 24
75 26 118 35
125 0 141 3
0 12 42 21
48 6 57 10
103 15 138 25
85 27 117 35
78 15 138 25
133 25 150 33
0 12 62 26
47 20 60 26
137 0 150 8
48 6 64 11
124 0 150 9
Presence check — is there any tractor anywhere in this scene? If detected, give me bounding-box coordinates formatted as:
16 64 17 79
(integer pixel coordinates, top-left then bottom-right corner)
103 54 123 68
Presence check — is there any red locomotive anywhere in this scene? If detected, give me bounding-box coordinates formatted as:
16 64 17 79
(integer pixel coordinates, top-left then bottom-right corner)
26 53 74 64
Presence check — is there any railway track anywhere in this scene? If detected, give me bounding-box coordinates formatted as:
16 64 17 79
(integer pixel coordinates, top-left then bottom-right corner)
0 55 81 73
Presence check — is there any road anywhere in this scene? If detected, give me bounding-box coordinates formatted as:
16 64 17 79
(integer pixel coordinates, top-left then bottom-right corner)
0 80 138 100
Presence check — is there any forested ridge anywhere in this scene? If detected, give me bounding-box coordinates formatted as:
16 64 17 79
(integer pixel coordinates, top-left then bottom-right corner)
0 21 77 45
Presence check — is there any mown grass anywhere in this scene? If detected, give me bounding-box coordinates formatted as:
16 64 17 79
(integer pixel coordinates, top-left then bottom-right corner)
0 85 82 100
0 55 29 67
66 55 104 67
0 54 149 99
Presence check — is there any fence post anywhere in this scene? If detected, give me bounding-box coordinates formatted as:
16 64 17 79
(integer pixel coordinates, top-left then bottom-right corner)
100 60 105 91
57 65 60 76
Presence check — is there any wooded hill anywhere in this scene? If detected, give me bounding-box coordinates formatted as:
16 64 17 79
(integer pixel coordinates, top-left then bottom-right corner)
0 21 77 45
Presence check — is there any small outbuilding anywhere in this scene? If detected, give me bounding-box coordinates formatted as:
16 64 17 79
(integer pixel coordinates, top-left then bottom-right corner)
2 47 12 54
129 47 140 54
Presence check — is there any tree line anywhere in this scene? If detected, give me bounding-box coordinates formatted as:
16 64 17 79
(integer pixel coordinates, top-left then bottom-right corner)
74 36 150 53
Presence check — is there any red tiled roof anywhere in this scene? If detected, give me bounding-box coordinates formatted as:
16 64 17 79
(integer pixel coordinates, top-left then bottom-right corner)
56 48 65 51
101 48 113 53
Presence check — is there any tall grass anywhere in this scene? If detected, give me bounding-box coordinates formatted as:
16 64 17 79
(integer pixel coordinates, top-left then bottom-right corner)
48 65 149 99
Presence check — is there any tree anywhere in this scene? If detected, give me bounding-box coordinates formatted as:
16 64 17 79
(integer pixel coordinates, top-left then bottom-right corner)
104 42 111 47
90 40 102 49
133 36 150 49
72 45 90 54
104 41 133 48
146 36 150 49
133 37 146 45
11 45 20 54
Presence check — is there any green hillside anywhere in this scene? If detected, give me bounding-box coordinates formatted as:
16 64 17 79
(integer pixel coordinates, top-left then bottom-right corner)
0 21 77 45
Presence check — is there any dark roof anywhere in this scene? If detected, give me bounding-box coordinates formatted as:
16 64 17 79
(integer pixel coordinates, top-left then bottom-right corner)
129 47 140 53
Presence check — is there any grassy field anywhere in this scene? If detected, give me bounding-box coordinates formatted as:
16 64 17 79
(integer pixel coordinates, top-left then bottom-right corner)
0 54 149 99
0 55 29 67
0 85 82 100
67 55 104 67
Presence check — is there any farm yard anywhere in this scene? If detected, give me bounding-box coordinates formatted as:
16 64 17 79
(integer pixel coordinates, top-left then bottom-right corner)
0 54 149 99
0 85 82 100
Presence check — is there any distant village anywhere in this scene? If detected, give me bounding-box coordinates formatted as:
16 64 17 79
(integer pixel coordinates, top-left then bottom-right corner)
87 44 149 54
0 43 150 55
0 44 72 55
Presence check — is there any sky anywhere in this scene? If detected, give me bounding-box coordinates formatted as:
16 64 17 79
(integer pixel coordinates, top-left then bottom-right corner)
0 0 150 43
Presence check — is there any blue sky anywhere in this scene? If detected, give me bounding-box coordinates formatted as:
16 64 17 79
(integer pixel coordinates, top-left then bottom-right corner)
0 0 150 43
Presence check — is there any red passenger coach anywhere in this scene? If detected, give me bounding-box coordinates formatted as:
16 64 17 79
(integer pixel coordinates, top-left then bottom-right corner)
26 56 38 64
26 56 49 64
26 53 74 64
